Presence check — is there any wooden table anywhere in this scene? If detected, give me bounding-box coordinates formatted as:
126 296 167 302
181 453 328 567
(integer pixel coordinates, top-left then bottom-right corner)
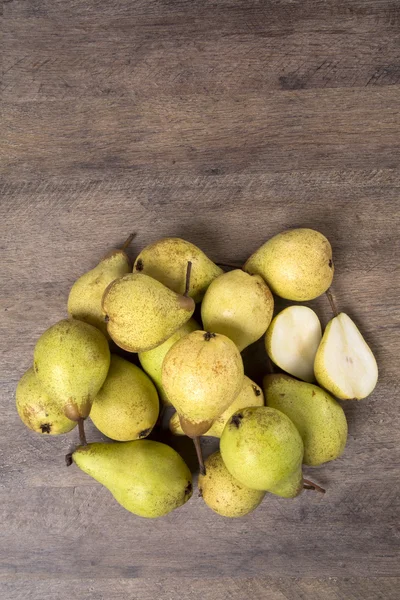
1 1 399 598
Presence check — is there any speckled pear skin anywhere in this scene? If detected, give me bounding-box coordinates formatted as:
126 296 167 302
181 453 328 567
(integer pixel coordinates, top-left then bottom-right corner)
169 375 264 438
162 331 244 437
33 319 110 421
201 269 274 351
16 368 77 435
133 238 223 302
220 406 304 492
244 228 334 301
139 318 200 406
102 273 195 353
72 440 193 518
264 373 348 466
68 250 131 336
198 451 266 517
90 355 159 441
267 468 304 498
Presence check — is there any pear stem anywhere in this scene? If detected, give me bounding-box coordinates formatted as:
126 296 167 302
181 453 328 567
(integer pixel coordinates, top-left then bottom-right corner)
303 478 326 494
216 262 243 270
265 354 276 375
193 436 206 475
184 261 192 297
78 418 87 447
326 288 339 317
120 233 135 250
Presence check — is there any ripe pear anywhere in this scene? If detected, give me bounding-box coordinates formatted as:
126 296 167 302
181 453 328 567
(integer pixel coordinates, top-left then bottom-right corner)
16 368 76 435
102 273 195 352
220 406 304 497
90 355 159 441
72 440 192 518
264 373 348 466
33 319 110 421
244 228 334 301
265 306 322 382
314 312 378 399
162 331 244 437
169 375 264 437
133 238 223 302
198 452 266 517
68 235 133 336
139 318 200 406
201 270 274 351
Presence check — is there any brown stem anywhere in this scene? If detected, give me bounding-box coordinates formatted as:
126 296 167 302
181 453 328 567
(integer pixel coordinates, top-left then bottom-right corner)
216 262 243 270
78 418 87 446
184 261 192 297
326 288 339 317
303 478 326 494
120 233 135 251
265 354 276 375
193 437 206 475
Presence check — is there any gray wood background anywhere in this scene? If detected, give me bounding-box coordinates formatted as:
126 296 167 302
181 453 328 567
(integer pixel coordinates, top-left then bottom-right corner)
1 1 399 598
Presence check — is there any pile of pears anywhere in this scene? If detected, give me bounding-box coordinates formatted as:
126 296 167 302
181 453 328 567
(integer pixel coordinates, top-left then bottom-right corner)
16 229 378 519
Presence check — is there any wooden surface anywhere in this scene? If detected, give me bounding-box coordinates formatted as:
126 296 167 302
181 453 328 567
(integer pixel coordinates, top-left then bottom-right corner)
1 1 400 598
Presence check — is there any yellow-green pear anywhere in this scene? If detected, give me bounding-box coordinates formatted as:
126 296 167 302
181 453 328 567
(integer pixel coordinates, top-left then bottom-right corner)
264 373 348 466
201 270 274 351
314 312 378 399
90 355 159 441
133 238 223 302
169 375 264 437
198 452 266 517
72 440 192 518
16 368 76 435
139 318 200 406
102 273 195 353
220 406 304 497
244 228 334 301
265 306 322 382
33 319 110 421
162 331 244 437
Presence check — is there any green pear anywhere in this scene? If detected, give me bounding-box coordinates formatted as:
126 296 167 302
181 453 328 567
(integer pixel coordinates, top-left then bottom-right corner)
16 367 76 435
72 440 192 518
102 273 195 353
33 319 110 421
198 452 266 517
139 318 200 406
162 331 244 437
201 270 274 351
90 355 159 441
68 235 133 336
220 406 304 497
244 228 334 301
265 306 322 382
264 373 348 466
169 375 264 437
133 238 223 302
314 312 378 399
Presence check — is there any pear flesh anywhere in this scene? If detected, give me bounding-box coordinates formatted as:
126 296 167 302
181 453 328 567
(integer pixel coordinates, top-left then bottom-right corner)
198 451 266 517
245 228 334 301
201 269 274 351
133 237 223 302
16 368 76 435
265 305 322 382
90 355 159 441
33 319 110 421
162 330 244 437
102 273 195 353
314 312 378 399
72 440 193 518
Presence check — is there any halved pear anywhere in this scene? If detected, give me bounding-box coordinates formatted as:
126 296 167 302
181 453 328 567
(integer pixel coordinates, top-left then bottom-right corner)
314 313 378 400
265 306 322 382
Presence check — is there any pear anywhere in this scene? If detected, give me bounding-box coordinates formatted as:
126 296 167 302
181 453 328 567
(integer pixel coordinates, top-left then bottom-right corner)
169 375 264 437
220 406 304 497
102 273 195 352
201 270 274 351
139 318 200 406
162 331 244 437
133 237 223 302
314 312 378 399
244 228 333 301
198 451 266 517
16 368 76 435
264 373 348 466
68 234 133 336
90 355 159 441
265 306 322 382
72 440 192 518
33 319 110 421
